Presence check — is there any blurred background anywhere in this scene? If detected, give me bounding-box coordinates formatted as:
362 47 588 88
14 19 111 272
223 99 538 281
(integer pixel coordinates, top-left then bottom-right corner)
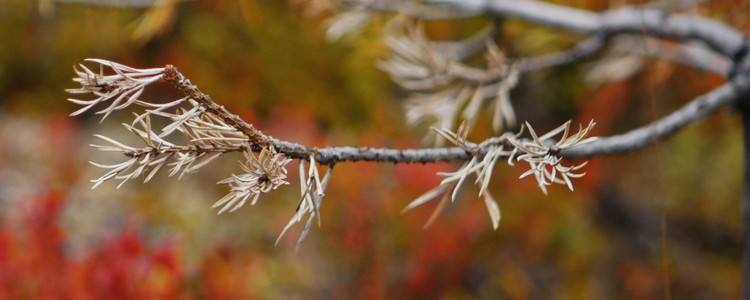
0 0 748 298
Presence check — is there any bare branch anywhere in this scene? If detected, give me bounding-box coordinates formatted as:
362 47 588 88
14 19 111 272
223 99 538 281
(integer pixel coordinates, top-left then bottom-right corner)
68 55 750 240
364 0 481 20
53 0 192 8
562 75 750 159
520 35 608 72
430 24 498 61
427 0 743 58
605 35 732 76
521 34 730 77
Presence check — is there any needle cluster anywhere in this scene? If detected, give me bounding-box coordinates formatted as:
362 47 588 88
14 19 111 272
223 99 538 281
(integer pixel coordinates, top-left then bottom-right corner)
402 121 597 228
379 25 520 143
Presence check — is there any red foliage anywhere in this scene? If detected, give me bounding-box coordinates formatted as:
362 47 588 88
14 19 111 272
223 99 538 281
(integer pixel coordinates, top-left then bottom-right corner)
0 191 68 299
0 190 261 299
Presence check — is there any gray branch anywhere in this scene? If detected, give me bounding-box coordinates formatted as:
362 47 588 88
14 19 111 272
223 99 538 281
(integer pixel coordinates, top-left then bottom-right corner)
53 0 192 8
432 24 498 60
286 74 750 164
606 35 732 76
164 58 750 165
519 33 730 76
563 75 750 158
520 35 608 72
428 0 743 58
272 140 477 165
404 0 732 77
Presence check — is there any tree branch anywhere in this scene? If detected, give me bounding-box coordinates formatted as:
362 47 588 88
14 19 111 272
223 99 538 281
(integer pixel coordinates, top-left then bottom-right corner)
163 62 749 164
432 24 498 61
429 0 743 58
162 64 497 165
520 35 608 72
606 35 732 76
53 0 191 8
365 1 481 20
517 32 730 77
562 75 750 159
385 1 731 78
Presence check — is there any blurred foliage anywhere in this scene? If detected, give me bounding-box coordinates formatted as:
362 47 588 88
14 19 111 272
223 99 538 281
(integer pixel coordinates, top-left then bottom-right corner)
0 0 746 298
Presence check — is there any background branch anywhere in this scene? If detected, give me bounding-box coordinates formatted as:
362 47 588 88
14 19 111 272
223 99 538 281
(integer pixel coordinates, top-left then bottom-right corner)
383 1 732 78
52 0 192 8
430 0 743 57
605 35 732 76
520 35 608 72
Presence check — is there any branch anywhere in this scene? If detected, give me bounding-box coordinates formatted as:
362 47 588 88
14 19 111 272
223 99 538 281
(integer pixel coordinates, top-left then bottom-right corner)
606 35 732 76
161 64 485 165
429 0 743 58
65 59 511 168
562 75 750 159
69 58 748 240
165 62 748 163
369 1 733 78
432 24 498 61
520 34 731 77
69 59 602 238
520 35 608 72
53 0 192 8
364 1 481 20
162 65 270 146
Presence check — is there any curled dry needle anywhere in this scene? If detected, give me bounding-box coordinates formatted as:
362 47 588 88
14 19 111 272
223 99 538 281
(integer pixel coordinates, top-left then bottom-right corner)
403 120 597 229
378 24 521 143
87 114 228 189
509 120 598 194
213 146 292 215
402 123 509 229
67 58 166 121
276 156 334 250
88 119 171 190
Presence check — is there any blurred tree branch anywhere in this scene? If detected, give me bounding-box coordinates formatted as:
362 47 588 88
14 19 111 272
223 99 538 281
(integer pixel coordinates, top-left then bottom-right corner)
428 0 742 56
51 0 191 8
